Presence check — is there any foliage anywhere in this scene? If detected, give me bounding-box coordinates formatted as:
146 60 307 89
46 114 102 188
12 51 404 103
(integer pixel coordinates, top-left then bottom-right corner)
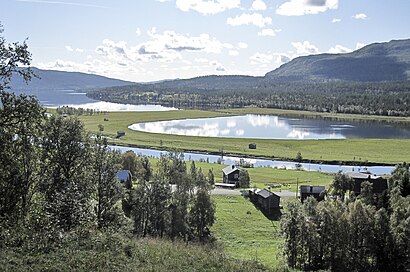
281 163 410 271
238 169 251 188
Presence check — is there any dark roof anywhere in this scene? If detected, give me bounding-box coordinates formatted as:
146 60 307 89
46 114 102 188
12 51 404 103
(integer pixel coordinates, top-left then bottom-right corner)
116 170 131 181
346 172 383 180
256 189 280 199
222 165 240 175
300 185 326 194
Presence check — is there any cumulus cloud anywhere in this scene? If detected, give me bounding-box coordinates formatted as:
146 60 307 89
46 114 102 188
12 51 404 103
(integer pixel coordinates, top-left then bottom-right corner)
251 0 267 11
291 41 319 55
210 60 226 71
136 28 141 36
176 0 240 15
328 44 352 54
249 52 290 65
65 45 84 53
227 13 272 28
276 0 338 16
237 42 248 49
356 42 366 50
229 50 239 56
332 18 341 23
353 13 367 20
257 28 281 37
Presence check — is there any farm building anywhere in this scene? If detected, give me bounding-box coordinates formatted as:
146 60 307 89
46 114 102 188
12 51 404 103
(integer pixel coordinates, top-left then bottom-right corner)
248 143 257 149
116 170 132 187
300 185 326 203
116 131 126 138
346 172 388 194
222 165 240 186
248 188 280 214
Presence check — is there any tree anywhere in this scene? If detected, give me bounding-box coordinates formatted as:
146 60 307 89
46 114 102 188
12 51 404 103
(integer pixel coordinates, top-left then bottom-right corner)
39 116 93 231
0 23 33 91
330 172 353 200
207 169 215 185
0 23 44 225
238 169 250 188
92 133 123 229
121 150 137 176
188 188 215 241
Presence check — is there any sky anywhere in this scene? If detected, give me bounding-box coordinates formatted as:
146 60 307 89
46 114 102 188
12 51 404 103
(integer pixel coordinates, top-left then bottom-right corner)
1 0 409 82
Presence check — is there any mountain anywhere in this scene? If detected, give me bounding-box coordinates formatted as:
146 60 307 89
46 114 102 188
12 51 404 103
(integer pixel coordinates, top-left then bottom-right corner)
11 67 135 90
265 39 410 82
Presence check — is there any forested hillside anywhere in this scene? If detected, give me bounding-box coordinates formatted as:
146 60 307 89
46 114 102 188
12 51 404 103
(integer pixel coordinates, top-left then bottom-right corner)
88 39 410 116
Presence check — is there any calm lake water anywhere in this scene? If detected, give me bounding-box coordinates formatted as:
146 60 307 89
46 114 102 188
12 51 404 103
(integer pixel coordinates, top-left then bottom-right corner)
11 89 177 111
129 114 410 140
110 145 394 175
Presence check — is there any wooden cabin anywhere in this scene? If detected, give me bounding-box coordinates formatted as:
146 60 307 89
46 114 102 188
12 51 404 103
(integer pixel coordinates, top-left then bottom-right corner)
300 185 326 203
222 165 240 186
346 172 388 194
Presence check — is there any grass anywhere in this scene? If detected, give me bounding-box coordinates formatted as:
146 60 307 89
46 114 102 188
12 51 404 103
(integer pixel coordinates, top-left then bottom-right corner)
0 232 270 271
211 195 289 269
78 109 410 165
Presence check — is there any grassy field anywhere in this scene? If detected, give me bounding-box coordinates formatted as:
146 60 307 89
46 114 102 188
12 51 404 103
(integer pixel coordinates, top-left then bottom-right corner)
78 109 410 165
211 195 293 269
145 158 333 192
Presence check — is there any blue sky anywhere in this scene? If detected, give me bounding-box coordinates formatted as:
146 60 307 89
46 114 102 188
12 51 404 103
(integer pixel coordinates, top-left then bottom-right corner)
1 0 409 82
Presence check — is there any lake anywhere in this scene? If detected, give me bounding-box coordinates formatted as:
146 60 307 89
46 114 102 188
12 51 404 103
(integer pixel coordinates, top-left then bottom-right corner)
129 114 410 140
11 89 178 111
110 145 394 175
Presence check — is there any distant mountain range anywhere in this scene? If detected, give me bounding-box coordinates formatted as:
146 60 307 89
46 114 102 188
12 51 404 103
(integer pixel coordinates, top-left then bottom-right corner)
9 39 410 92
265 39 410 82
10 67 135 90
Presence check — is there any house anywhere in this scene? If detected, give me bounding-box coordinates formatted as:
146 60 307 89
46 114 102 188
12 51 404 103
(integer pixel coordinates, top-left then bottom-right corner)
249 143 257 149
222 165 240 186
248 188 280 214
116 131 126 138
300 185 326 203
345 172 388 194
104 118 109 121
116 170 132 187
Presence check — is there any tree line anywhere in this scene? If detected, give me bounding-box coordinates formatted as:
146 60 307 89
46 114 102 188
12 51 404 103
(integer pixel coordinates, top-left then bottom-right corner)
280 164 410 271
88 79 410 116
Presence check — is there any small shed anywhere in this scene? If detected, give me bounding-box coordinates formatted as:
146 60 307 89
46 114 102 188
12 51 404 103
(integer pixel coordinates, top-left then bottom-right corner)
117 131 126 138
346 172 388 194
300 185 326 203
104 118 109 121
116 170 132 187
222 165 240 186
249 143 257 149
248 188 280 214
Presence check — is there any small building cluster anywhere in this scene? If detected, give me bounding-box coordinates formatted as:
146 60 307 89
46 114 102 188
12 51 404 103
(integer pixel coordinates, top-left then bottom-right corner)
300 185 326 203
247 188 281 214
345 172 388 195
222 165 240 187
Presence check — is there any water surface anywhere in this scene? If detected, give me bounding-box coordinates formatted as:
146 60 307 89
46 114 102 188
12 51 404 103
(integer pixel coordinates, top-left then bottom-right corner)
129 114 410 139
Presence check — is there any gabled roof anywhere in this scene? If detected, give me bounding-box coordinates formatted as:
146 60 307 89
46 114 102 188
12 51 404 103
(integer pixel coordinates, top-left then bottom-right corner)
116 170 131 181
300 185 326 194
222 165 240 175
256 189 280 199
345 172 382 180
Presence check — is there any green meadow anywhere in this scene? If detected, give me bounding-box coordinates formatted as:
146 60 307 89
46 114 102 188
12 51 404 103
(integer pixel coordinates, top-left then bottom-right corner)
78 109 410 165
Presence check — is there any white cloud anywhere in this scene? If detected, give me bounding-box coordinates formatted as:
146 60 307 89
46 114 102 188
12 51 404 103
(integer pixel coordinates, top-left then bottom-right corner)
136 28 141 36
328 44 352 54
276 0 338 16
291 41 319 55
16 0 108 9
356 42 366 50
250 52 290 65
194 57 209 62
353 13 367 20
176 0 240 15
257 28 281 37
65 45 84 53
227 13 272 28
251 0 267 11
209 60 226 71
229 50 239 56
332 18 341 23
238 42 248 49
